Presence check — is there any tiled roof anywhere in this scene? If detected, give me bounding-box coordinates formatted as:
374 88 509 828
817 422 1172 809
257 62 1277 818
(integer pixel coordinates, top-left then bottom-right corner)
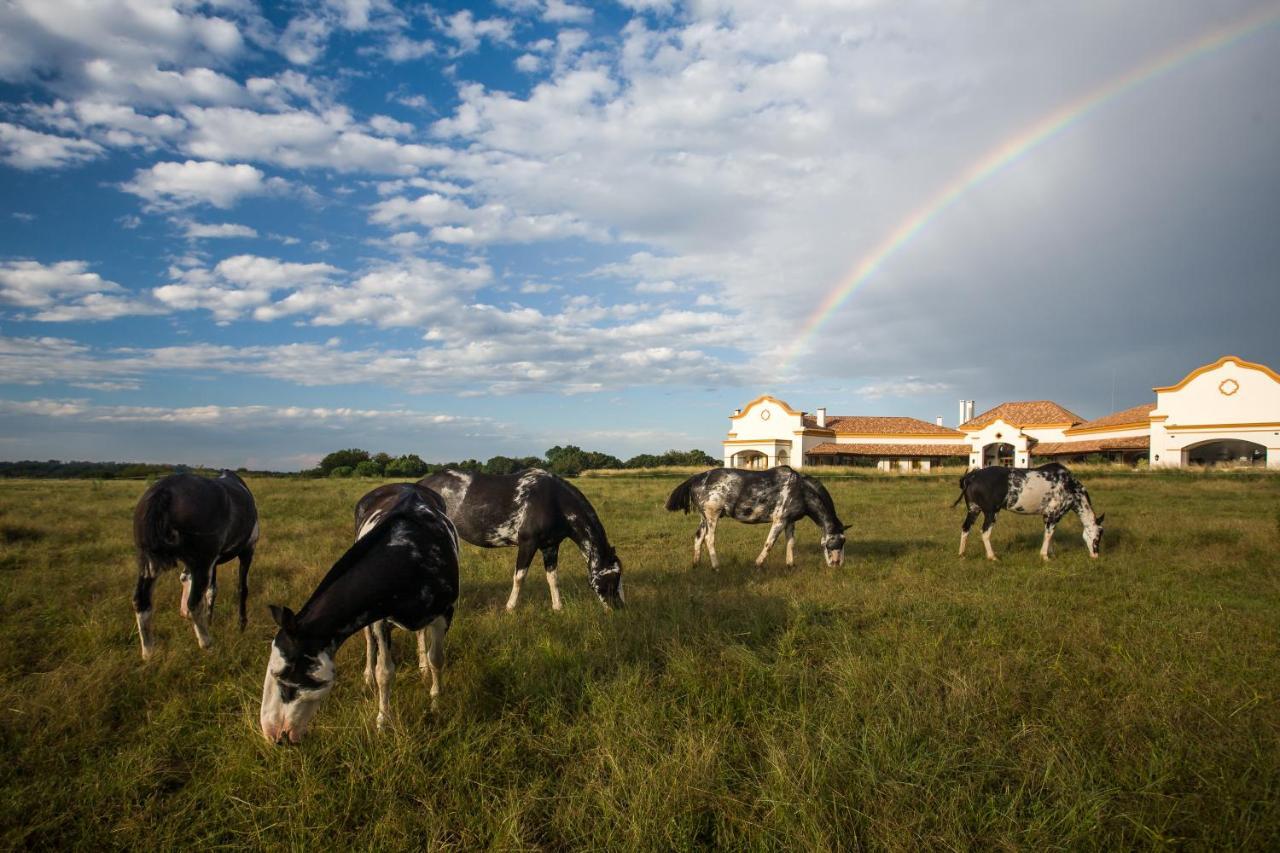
801 415 962 436
807 442 970 458
1066 403 1156 433
1033 436 1150 455
961 400 1084 430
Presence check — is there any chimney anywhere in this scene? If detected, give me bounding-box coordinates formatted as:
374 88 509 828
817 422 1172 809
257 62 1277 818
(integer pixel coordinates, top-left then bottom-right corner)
935 416 944 427
816 407 827 428
958 400 974 427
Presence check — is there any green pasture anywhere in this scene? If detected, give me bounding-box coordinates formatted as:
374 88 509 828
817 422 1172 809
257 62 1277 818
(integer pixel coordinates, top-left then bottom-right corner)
1 472 1277 849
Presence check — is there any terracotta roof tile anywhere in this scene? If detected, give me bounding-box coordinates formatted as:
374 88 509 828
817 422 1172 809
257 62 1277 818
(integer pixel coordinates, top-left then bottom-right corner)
960 400 1084 430
1033 436 1150 455
1066 403 1156 433
803 415 963 436
807 442 970 458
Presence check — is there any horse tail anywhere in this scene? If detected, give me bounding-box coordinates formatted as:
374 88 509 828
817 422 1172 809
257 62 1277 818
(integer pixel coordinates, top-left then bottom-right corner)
665 475 698 513
136 484 180 578
952 472 972 507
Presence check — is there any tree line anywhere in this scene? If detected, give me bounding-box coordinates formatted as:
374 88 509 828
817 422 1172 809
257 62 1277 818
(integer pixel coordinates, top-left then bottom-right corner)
307 445 718 479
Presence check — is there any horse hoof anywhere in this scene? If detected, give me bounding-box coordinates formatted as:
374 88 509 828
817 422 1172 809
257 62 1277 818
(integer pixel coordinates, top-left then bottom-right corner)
140 647 153 662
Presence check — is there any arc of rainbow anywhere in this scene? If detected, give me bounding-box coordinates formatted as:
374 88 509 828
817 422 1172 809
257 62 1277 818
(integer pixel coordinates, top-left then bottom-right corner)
779 4 1280 373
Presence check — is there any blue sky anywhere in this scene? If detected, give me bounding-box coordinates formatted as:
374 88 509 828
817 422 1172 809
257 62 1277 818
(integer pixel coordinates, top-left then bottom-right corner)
1 0 1278 470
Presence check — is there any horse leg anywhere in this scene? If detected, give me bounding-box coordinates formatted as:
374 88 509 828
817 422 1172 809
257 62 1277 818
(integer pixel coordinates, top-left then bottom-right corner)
705 514 720 570
416 630 429 675
178 569 192 618
692 518 707 566
204 563 218 623
133 574 157 661
981 512 998 561
506 541 538 611
363 625 378 688
755 520 785 567
541 543 563 611
784 521 796 568
959 506 980 556
236 547 253 631
185 560 215 649
1041 515 1061 561
425 615 448 709
372 620 395 729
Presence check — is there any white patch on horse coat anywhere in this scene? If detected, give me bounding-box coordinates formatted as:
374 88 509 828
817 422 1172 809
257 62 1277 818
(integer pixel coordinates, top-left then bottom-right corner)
357 510 384 540
1009 476 1053 514
489 470 539 546
136 610 153 660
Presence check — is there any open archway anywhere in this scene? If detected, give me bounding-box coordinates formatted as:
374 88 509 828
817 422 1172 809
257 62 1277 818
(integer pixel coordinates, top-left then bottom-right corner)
732 450 768 469
982 442 1015 467
1183 439 1267 467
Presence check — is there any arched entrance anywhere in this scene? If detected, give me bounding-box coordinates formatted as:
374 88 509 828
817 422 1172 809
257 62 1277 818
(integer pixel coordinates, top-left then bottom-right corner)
1183 439 1267 467
776 448 790 466
982 442 1015 467
733 450 768 469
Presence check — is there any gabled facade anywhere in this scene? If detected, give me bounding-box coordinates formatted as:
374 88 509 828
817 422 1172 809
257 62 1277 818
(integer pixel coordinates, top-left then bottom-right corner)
723 356 1280 471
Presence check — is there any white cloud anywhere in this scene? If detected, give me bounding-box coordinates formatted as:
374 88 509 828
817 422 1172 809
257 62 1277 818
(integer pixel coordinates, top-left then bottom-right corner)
543 1 592 24
153 255 343 322
436 10 515 54
181 221 259 240
121 160 287 209
0 260 162 321
856 379 952 400
0 122 103 169
370 192 606 244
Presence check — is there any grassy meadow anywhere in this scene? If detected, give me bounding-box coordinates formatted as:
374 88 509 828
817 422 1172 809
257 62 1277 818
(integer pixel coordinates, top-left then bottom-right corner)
1 471 1278 850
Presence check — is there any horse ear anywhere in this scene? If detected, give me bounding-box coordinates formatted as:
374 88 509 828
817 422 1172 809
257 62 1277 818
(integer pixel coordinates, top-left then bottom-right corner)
1096 513 1105 525
268 604 297 632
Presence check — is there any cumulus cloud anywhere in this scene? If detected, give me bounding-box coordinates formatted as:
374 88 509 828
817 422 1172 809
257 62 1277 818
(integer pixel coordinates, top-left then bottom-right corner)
370 192 606 244
0 260 161 321
0 122 103 169
121 160 287 209
181 221 259 240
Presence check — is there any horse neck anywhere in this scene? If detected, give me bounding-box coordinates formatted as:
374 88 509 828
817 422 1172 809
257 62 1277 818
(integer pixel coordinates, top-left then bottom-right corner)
295 572 382 652
562 491 611 567
803 483 839 533
1074 494 1098 530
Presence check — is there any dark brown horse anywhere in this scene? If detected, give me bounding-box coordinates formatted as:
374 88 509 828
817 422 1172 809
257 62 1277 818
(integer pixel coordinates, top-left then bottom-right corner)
132 470 258 659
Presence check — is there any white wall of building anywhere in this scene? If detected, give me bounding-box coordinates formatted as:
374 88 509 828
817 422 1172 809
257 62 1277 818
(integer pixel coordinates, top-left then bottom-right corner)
1149 357 1280 469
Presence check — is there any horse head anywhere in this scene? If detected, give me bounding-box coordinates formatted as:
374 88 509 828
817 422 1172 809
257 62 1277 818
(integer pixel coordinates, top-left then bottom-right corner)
1084 512 1105 558
820 524 847 567
588 549 625 610
260 604 336 745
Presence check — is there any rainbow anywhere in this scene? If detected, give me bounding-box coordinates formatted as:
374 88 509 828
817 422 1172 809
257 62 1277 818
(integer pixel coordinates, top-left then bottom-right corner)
779 5 1280 373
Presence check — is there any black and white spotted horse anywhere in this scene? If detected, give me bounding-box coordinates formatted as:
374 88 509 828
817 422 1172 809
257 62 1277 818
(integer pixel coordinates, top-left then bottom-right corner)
419 469 624 611
259 484 458 744
132 470 258 660
954 462 1105 561
665 466 848 569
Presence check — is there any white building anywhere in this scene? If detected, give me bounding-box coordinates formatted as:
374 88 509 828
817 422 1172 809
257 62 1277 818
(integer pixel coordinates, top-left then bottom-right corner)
723 355 1280 470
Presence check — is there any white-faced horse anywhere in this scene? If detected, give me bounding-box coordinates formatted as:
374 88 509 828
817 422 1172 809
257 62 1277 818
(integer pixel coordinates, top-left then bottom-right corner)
132 470 258 660
665 466 848 569
954 462 1105 561
419 469 624 611
259 485 458 743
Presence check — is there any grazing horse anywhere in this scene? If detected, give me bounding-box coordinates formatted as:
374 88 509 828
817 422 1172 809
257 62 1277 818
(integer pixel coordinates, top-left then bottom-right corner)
132 470 258 660
419 469 624 611
954 462 1105 561
665 466 847 569
259 486 459 743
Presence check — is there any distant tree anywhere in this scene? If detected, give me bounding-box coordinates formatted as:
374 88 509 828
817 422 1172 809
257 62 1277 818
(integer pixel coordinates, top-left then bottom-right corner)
544 445 588 477
319 449 370 475
483 455 522 475
329 465 354 478
354 459 383 477
385 454 428 477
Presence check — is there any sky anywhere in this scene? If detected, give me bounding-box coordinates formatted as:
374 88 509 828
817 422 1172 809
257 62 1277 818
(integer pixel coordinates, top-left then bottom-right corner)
1 0 1278 470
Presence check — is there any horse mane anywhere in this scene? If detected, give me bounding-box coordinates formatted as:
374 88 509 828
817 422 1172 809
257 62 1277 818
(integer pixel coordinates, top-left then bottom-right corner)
802 474 843 529
553 474 613 553
298 490 421 618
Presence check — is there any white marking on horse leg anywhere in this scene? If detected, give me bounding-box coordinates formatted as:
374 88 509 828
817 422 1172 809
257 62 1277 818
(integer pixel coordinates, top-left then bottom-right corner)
1040 524 1055 561
756 521 784 566
506 567 528 611
417 629 429 673
363 625 377 688
706 516 720 569
191 605 212 649
982 527 997 561
692 522 706 566
136 610 153 661
546 569 563 611
374 623 395 729
179 571 192 618
958 530 968 557
784 523 796 567
426 616 447 708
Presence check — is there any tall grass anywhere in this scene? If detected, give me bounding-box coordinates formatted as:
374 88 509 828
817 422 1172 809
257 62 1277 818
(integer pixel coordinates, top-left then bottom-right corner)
1 473 1277 849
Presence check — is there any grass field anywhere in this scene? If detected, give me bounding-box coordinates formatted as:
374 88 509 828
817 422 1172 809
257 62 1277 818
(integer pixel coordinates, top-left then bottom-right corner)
1 471 1278 849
